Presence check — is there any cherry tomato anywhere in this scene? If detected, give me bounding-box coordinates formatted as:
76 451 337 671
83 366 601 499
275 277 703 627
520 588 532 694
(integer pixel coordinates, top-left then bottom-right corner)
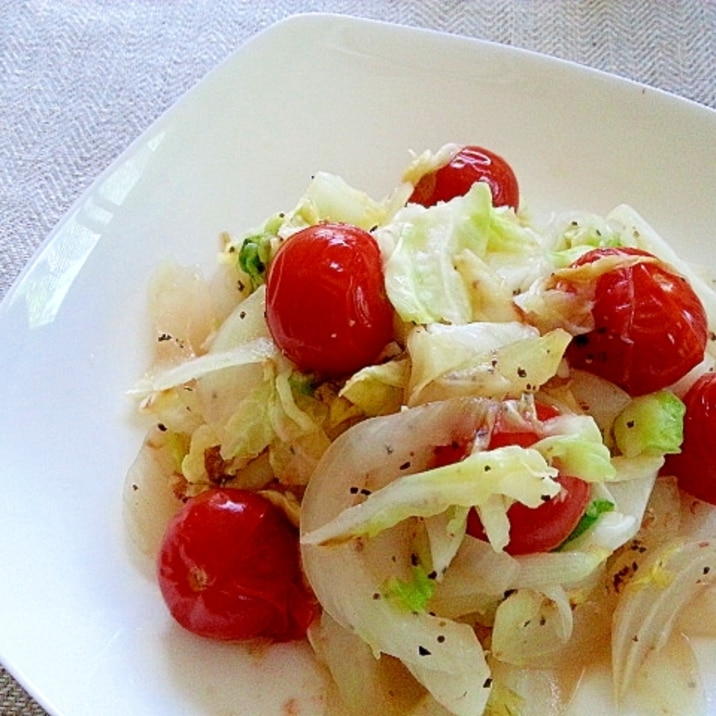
565 247 708 397
408 145 519 209
664 373 716 505
157 488 317 642
265 223 394 378
433 404 590 555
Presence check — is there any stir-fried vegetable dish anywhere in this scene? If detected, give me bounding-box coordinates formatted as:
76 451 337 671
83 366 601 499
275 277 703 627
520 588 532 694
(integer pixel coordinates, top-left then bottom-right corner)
125 143 716 715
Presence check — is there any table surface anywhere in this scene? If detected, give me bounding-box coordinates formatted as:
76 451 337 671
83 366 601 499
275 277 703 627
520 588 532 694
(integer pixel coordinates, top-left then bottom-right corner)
1 1 715 713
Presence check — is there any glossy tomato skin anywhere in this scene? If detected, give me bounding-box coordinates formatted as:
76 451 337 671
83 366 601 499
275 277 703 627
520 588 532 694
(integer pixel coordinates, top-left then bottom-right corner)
566 247 708 397
157 488 317 642
664 373 716 505
265 223 394 378
434 404 590 555
408 145 519 209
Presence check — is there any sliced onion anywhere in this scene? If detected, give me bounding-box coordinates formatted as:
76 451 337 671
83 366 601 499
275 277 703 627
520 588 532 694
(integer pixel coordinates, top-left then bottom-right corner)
618 630 706 716
129 337 277 398
612 537 716 699
486 657 583 716
491 586 573 666
307 610 424 715
123 426 182 559
301 398 495 716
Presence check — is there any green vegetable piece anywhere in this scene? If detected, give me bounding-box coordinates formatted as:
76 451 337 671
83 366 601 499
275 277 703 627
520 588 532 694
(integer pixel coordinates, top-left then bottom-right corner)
559 498 615 548
613 390 686 458
238 233 272 288
382 566 436 613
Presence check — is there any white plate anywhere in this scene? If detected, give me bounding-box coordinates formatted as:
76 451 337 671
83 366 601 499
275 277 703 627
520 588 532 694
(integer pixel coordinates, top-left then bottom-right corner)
2 13 716 716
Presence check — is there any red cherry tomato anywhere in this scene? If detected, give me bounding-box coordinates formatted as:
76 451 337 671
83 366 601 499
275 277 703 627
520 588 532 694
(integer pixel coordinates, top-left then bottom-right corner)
408 145 519 209
433 404 590 555
664 373 716 505
265 223 394 378
565 247 708 397
157 488 317 642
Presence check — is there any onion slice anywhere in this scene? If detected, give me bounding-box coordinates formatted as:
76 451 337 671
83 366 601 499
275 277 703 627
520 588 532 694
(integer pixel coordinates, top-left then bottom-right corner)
612 537 716 700
301 398 496 716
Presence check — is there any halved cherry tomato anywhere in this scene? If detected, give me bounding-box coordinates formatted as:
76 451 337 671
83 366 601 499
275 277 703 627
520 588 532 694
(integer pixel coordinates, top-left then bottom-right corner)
157 488 317 642
664 373 716 505
565 247 708 397
408 145 519 209
433 404 590 555
265 222 394 378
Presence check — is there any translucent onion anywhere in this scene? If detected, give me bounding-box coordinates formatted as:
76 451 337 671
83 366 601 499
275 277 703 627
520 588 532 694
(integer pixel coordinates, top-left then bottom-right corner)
301 398 496 716
123 426 182 559
612 537 716 699
307 610 424 715
430 537 608 621
129 337 277 398
485 657 583 716
491 586 573 666
618 630 706 716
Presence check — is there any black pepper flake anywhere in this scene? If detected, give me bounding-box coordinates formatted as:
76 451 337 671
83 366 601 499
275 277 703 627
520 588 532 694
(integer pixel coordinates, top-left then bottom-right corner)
626 420 635 429
157 333 172 342
349 486 360 494
517 367 527 378
410 553 420 567
360 488 372 496
427 570 438 580
157 423 168 432
372 592 381 600
704 566 711 575
131 483 139 491
237 280 246 292
484 465 492 472
483 677 493 689
437 634 445 643
399 461 411 470
573 334 590 347
239 311 246 319
612 563 634 592
418 645 431 656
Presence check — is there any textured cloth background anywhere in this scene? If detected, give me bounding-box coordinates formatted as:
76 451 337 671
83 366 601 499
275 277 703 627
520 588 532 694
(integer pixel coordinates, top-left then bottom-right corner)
1 1 715 713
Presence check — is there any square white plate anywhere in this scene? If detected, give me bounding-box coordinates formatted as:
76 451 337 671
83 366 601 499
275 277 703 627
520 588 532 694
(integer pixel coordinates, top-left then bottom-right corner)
1 13 716 715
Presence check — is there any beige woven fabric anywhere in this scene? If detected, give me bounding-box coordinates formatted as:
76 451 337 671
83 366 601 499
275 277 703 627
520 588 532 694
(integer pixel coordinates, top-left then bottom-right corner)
1 1 715 712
